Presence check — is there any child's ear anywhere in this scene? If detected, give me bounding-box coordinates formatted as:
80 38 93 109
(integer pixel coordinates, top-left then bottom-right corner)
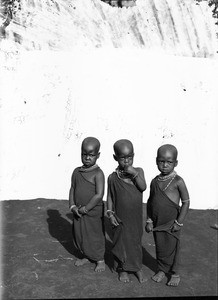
113 154 118 161
175 160 178 167
97 152 100 159
156 157 158 165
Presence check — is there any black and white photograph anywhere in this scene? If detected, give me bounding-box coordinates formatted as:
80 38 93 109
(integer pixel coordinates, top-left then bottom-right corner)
0 0 217 299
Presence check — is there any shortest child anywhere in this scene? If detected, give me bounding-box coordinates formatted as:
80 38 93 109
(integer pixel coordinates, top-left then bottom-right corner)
146 144 190 286
107 139 147 283
69 137 105 272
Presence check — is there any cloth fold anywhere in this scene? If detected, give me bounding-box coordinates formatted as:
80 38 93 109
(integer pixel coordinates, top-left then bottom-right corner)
109 172 143 272
72 167 105 261
147 177 180 273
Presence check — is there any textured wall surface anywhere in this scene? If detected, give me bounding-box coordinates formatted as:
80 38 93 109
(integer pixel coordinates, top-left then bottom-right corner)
0 0 217 56
0 0 218 209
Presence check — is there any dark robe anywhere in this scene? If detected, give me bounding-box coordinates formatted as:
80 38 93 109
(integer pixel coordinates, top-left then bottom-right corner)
147 177 180 274
108 172 143 272
72 167 105 261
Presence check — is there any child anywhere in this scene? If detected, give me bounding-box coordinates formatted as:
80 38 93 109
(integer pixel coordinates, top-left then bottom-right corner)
145 144 190 286
106 139 147 283
69 137 105 272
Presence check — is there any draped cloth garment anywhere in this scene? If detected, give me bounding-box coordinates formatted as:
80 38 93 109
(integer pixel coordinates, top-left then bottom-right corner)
147 177 180 274
72 167 105 261
108 172 143 272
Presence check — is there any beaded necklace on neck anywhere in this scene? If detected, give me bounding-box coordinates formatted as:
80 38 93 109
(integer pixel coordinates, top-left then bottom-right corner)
80 164 98 172
162 172 177 191
157 171 177 182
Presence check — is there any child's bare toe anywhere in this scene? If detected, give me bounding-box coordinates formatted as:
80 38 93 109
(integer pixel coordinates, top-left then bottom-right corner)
167 274 180 286
95 260 105 272
151 271 165 283
119 271 130 283
136 270 146 283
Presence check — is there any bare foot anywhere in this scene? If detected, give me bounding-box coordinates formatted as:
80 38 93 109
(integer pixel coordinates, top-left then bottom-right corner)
119 271 130 283
95 260 105 272
135 270 146 283
152 271 165 283
167 274 180 286
74 258 89 267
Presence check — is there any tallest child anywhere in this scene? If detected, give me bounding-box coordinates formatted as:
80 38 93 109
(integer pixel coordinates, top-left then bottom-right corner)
107 139 147 283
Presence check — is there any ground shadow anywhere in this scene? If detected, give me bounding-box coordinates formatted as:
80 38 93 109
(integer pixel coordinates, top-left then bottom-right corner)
104 216 115 271
47 209 80 258
142 246 157 273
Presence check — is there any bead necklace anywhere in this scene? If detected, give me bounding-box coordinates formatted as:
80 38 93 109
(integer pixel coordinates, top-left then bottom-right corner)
162 173 177 191
80 164 99 172
157 171 177 182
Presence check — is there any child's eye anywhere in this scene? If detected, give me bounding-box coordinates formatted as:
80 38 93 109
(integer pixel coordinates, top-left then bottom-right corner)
158 160 174 165
119 156 133 160
82 154 96 157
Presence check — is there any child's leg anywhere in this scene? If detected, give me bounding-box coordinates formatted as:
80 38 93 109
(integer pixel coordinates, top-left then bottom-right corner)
167 273 180 286
135 269 146 283
114 258 130 283
151 270 165 283
119 270 130 283
95 260 105 272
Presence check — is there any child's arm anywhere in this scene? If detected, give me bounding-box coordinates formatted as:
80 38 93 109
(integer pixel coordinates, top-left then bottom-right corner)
106 176 119 227
69 172 82 217
171 178 190 232
145 182 153 233
78 170 105 215
125 166 147 192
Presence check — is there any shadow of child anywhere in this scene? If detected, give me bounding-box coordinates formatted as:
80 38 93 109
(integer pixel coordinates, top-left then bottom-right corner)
47 209 81 258
142 246 157 273
103 216 115 271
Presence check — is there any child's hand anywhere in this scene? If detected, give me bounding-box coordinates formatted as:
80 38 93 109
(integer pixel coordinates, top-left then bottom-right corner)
171 223 181 232
124 165 136 176
72 206 82 218
145 222 153 233
78 206 88 215
109 215 119 227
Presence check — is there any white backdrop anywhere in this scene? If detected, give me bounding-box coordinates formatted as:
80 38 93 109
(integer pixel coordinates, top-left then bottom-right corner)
0 49 218 209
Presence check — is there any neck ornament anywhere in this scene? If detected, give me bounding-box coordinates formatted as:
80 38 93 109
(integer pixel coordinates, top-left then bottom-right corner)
116 167 131 179
162 172 177 191
157 171 177 182
80 164 98 172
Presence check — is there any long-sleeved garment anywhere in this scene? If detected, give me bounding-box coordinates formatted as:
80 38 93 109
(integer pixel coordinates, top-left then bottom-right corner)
147 177 180 274
72 167 105 261
108 172 143 272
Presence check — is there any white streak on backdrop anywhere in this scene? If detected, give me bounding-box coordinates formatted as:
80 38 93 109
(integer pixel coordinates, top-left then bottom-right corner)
0 49 217 209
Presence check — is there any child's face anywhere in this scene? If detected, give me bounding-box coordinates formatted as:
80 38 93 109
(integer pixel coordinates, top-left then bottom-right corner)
156 149 177 175
114 145 134 170
81 143 99 168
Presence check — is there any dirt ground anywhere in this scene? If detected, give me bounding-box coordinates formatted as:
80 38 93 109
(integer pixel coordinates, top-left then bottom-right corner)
1 199 217 299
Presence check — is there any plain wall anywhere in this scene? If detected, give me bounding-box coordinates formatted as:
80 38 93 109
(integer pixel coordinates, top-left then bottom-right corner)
0 49 218 209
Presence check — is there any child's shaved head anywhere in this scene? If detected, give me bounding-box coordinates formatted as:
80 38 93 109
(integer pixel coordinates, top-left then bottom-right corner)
113 139 134 156
157 144 178 160
82 137 100 153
